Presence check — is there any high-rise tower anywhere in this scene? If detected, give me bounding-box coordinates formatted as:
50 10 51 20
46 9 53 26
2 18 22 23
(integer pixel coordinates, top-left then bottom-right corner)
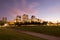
22 14 29 22
15 15 21 22
2 17 7 22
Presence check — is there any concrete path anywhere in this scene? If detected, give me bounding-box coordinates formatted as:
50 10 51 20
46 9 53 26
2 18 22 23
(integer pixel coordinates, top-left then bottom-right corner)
11 29 60 40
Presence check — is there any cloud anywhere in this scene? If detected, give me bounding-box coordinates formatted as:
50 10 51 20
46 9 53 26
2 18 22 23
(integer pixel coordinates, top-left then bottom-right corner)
21 2 40 14
8 0 40 16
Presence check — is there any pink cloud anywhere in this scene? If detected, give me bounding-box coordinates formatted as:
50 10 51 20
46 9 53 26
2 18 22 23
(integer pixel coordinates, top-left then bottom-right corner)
8 0 40 16
22 2 40 14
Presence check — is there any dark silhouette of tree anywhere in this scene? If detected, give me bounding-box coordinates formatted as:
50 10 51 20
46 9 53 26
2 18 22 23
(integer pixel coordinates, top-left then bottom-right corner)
0 20 6 26
14 22 21 26
42 21 48 25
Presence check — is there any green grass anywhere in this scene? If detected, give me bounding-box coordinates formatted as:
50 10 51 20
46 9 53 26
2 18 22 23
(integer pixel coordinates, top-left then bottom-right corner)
0 28 46 40
13 25 60 37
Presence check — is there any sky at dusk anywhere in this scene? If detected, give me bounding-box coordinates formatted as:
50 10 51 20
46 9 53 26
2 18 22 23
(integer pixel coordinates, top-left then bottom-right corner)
0 0 60 22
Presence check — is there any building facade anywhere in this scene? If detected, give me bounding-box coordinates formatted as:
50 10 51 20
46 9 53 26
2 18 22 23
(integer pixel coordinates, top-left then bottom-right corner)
22 14 29 22
2 17 7 22
15 15 21 22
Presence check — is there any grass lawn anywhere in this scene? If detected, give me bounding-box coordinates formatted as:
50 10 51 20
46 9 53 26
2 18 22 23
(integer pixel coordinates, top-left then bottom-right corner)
0 28 46 40
12 25 60 37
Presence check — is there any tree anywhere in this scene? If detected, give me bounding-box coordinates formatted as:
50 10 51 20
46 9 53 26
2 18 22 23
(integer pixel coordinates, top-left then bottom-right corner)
42 21 48 25
14 22 21 26
0 21 5 26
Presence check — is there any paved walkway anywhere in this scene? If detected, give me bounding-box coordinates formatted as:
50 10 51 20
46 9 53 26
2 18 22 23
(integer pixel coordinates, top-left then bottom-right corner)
11 29 60 40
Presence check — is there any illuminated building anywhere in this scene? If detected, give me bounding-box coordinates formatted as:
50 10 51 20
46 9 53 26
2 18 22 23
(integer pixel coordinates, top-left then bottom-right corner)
31 15 38 22
15 15 21 22
22 14 29 22
31 15 43 23
31 15 35 22
2 17 7 22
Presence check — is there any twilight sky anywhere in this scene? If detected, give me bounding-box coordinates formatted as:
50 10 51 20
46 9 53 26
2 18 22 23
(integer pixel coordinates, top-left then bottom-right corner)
0 0 60 22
